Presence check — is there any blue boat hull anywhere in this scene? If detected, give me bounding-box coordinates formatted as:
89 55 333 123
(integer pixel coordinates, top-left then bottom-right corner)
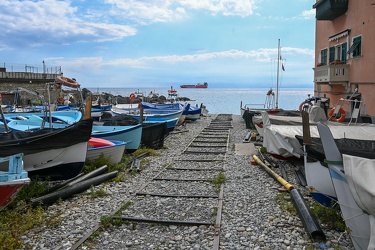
91 124 142 152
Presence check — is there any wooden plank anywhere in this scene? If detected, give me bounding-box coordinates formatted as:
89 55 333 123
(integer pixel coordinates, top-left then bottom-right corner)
302 110 311 144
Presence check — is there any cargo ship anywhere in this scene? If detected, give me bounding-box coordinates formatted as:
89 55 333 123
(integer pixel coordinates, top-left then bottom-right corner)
180 82 208 88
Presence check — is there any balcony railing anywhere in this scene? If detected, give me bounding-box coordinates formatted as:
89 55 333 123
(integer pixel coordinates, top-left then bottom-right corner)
313 0 349 21
313 64 349 83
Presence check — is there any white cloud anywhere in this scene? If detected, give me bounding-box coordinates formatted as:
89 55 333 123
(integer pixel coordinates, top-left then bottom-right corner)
105 0 258 24
179 0 257 17
47 46 313 71
105 0 186 25
0 0 136 48
0 0 260 48
104 47 314 67
301 9 315 19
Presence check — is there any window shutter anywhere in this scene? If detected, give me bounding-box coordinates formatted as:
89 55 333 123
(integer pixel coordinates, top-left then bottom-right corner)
341 42 347 63
329 47 335 62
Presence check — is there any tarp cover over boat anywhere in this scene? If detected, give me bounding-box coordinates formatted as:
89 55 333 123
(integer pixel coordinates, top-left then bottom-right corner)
343 154 375 250
344 154 375 215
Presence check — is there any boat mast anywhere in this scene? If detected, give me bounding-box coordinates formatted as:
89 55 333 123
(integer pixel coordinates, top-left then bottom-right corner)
276 39 280 109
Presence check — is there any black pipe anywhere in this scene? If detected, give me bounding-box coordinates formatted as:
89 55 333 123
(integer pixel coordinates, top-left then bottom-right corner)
254 155 325 242
279 163 289 181
290 189 326 241
31 171 118 207
263 153 279 168
289 162 307 186
36 173 85 197
62 165 109 188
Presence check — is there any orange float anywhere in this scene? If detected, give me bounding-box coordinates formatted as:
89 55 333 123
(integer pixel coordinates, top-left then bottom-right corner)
328 107 346 122
129 93 136 101
57 96 64 104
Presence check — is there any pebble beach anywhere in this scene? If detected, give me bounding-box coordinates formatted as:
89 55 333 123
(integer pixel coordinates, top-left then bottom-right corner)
20 114 354 250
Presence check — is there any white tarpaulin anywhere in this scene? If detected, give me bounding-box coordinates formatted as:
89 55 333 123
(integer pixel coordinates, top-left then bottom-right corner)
343 154 375 250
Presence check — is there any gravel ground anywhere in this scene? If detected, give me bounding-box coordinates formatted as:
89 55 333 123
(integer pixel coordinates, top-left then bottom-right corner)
20 114 354 250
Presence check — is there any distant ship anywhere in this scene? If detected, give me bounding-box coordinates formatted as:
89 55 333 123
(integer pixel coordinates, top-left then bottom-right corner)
180 82 208 88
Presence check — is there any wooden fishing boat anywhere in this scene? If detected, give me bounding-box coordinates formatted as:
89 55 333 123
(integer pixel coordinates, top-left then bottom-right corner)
0 153 30 211
112 107 184 122
93 114 171 149
86 138 126 165
55 76 81 88
2 110 83 131
140 102 201 121
142 117 179 131
91 124 142 153
0 118 93 180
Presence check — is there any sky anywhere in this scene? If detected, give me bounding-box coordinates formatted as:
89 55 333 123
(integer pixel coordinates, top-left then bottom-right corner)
0 0 317 89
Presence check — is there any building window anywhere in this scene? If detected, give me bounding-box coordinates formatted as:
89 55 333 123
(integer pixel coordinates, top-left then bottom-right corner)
320 48 328 65
348 36 362 57
329 42 347 63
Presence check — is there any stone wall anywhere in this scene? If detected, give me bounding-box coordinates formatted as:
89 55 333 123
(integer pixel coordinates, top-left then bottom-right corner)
0 82 71 106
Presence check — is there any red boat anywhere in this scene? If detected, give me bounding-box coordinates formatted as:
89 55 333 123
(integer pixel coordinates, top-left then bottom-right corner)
0 154 30 211
180 82 208 88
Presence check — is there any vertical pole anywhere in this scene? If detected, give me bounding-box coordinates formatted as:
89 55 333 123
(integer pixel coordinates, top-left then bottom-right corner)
276 39 280 109
0 105 10 133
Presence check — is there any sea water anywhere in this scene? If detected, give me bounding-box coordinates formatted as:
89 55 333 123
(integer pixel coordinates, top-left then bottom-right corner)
88 87 314 115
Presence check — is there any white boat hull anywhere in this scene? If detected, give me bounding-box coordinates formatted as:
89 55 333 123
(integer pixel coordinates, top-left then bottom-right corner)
304 156 336 206
22 141 88 180
86 141 126 165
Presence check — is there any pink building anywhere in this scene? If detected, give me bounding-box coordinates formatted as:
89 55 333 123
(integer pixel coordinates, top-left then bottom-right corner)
313 0 375 123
